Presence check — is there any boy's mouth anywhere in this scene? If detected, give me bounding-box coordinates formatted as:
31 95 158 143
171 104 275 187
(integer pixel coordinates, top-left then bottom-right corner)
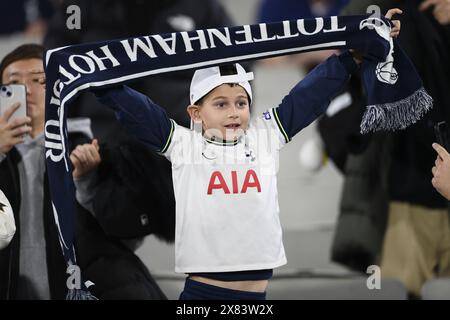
224 123 241 129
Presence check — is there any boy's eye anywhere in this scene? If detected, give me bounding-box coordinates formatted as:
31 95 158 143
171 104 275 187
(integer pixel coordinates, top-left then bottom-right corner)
237 101 248 108
215 101 226 108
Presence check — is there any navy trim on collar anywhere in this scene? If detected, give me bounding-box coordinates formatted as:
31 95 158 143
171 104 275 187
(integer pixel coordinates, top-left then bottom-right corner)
204 136 240 146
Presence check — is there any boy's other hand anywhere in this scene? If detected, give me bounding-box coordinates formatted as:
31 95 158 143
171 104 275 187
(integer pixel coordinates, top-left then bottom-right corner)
350 8 402 65
431 143 450 200
70 139 101 179
385 8 402 38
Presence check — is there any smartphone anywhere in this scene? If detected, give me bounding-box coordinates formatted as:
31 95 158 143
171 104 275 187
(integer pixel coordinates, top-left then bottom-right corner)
434 121 450 151
0 84 27 122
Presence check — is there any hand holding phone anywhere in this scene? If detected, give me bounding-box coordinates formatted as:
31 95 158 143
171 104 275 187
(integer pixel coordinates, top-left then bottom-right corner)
0 84 32 154
0 84 27 122
434 121 450 152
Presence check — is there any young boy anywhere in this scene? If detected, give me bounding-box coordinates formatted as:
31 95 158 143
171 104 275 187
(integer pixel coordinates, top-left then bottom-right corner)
94 58 354 300
93 11 401 300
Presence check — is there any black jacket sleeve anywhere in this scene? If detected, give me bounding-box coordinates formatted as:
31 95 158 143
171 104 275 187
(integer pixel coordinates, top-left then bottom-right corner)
92 137 175 241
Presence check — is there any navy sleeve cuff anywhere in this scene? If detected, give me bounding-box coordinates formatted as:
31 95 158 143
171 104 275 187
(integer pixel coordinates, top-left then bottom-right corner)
338 50 359 75
91 85 124 100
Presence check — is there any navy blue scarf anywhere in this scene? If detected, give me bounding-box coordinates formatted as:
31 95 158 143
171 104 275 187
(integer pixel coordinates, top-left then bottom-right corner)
44 15 432 299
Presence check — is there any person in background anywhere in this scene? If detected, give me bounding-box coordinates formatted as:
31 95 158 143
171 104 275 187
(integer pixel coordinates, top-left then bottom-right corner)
330 0 450 298
0 0 54 39
0 43 92 299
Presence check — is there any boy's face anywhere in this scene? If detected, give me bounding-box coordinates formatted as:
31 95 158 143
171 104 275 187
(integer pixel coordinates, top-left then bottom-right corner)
190 84 250 141
2 58 45 127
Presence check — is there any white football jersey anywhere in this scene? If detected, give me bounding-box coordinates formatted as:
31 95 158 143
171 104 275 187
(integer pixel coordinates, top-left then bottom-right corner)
163 108 288 273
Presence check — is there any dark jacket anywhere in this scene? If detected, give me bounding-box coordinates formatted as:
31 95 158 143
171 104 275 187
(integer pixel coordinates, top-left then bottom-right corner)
75 205 168 300
331 134 391 272
94 137 175 241
0 149 67 299
0 118 97 299
74 137 175 299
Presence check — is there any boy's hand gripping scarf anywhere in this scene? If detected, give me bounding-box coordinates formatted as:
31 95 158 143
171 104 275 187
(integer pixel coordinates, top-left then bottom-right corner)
44 15 432 299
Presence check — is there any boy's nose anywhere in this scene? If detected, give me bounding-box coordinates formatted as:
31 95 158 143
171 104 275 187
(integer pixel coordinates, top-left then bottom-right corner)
228 106 239 118
228 112 239 119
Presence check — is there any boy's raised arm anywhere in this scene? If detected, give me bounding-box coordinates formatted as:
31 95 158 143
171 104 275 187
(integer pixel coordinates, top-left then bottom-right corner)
93 85 173 152
273 50 358 143
274 8 402 143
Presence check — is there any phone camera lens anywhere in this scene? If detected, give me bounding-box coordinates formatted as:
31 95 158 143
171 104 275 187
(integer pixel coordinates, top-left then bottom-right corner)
1 87 6 92
6 91 12 97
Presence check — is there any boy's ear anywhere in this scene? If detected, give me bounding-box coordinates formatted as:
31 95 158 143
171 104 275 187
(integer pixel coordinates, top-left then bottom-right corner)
186 105 201 122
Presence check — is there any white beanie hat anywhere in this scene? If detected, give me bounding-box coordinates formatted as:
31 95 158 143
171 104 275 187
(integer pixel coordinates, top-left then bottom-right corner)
190 63 254 105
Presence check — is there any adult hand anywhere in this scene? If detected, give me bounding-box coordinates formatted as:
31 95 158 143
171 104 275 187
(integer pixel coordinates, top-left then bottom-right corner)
420 0 450 25
0 103 32 154
431 143 450 200
70 139 101 179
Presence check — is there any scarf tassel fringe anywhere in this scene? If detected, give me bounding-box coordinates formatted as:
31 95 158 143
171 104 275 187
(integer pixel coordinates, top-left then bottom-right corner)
360 87 433 134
